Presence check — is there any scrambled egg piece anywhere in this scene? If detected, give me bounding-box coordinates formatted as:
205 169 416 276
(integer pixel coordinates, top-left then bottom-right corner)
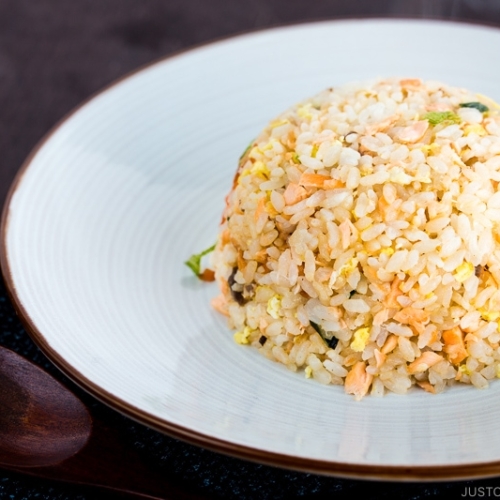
293 334 307 344
454 262 474 283
329 258 359 287
415 176 431 184
421 143 440 155
389 168 413 185
248 146 261 160
251 161 270 178
267 296 282 319
234 326 252 345
305 366 313 378
270 119 289 129
464 124 486 136
238 160 270 183
380 247 394 256
350 327 370 352
342 258 359 275
359 162 373 176
479 309 500 322
260 140 276 151
459 364 471 376
297 104 313 120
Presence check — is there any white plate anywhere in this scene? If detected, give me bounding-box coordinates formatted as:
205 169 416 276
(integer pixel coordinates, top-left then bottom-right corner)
3 19 500 480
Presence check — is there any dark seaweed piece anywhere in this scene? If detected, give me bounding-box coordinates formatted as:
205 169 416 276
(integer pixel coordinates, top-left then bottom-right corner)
310 321 339 349
326 336 339 349
258 336 267 346
475 265 482 277
228 267 246 305
459 102 489 113
310 321 323 335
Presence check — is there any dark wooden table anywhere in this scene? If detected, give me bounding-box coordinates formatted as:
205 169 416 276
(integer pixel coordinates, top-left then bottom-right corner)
2 0 500 498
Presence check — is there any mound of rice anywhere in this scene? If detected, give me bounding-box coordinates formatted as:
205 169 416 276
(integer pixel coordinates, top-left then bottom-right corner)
210 78 500 399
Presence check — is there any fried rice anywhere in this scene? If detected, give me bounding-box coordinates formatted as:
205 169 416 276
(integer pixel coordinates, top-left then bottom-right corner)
209 77 500 399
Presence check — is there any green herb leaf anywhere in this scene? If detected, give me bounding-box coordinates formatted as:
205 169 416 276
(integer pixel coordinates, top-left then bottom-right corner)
310 321 339 349
185 243 216 277
239 139 255 160
459 102 489 113
423 111 461 126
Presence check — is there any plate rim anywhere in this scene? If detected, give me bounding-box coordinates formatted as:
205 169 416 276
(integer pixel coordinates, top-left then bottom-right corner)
3 17 500 481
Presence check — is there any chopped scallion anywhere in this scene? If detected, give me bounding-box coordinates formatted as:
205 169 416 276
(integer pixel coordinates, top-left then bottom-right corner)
185 243 216 278
423 111 461 126
239 139 255 160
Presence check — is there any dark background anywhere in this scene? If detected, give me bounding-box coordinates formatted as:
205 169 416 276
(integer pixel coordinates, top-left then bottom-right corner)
2 0 500 498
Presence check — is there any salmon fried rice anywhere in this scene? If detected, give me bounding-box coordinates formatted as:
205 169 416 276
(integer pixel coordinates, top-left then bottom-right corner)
208 78 500 399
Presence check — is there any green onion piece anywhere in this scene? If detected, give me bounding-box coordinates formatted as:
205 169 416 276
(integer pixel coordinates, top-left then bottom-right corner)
239 139 255 160
185 243 216 277
423 111 461 126
459 102 489 113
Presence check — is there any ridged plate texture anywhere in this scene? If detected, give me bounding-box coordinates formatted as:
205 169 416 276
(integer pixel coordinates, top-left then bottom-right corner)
3 19 500 479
